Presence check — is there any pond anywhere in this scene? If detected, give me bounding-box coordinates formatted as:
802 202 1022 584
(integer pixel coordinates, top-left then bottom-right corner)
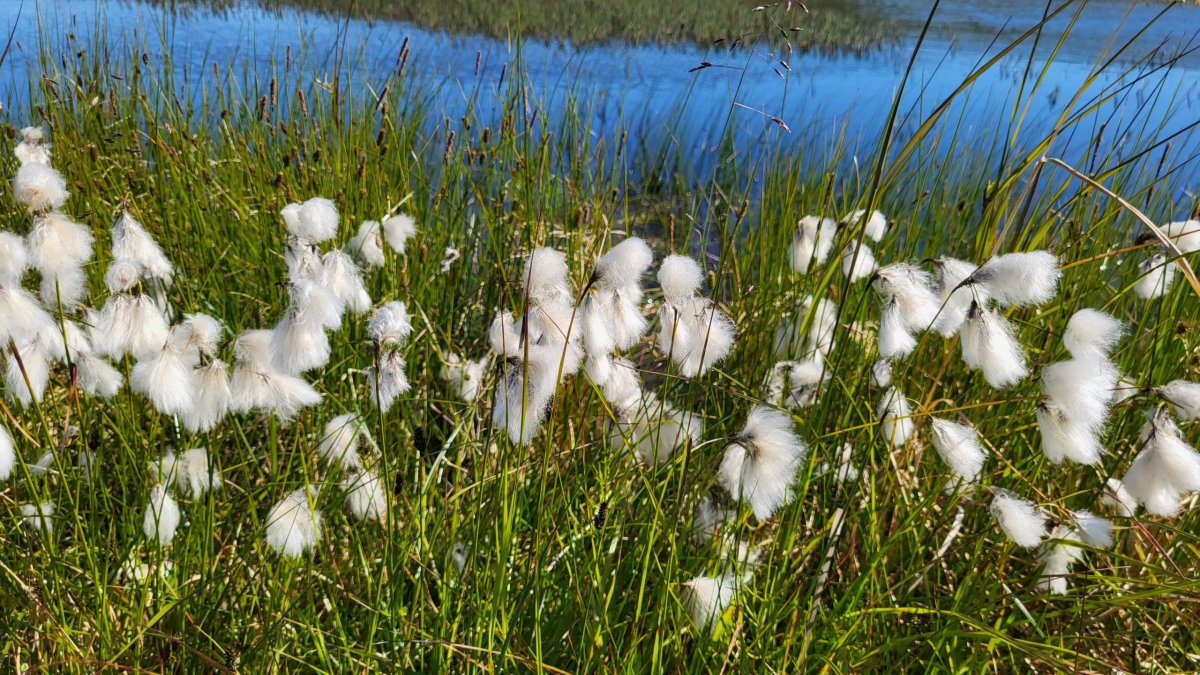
2 0 1200 193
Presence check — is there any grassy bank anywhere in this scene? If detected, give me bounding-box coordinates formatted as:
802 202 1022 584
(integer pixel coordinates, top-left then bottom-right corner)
167 0 894 52
2 8 1200 674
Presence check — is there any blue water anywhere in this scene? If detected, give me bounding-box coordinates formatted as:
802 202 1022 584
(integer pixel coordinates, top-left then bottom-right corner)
3 0 1200 194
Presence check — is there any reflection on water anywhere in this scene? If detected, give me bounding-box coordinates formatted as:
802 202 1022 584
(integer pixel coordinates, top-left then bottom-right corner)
2 0 1199 191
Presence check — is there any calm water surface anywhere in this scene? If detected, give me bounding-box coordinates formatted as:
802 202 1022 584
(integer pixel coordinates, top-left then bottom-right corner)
2 0 1199 191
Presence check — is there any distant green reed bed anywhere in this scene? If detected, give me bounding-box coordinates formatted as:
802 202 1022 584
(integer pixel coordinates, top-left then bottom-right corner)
174 0 892 51
2 12 1200 674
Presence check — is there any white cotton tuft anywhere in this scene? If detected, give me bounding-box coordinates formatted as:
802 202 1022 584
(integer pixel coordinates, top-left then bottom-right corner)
773 295 838 359
1121 410 1200 517
877 387 915 448
492 356 555 445
1162 219 1200 253
878 298 917 359
873 263 941 334
765 357 828 411
143 484 181 546
367 350 410 412
38 267 88 307
1134 253 1175 300
265 486 323 558
966 250 1060 307
692 491 733 542
152 447 223 498
1036 525 1084 595
681 574 739 634
870 358 892 388
21 502 56 535
1155 380 1200 420
382 213 418 253
582 238 652 354
1062 309 1123 360
344 470 387 522
282 197 339 243
169 313 223 364
842 242 877 282
111 212 173 282
989 490 1048 548
1072 510 1114 548
442 352 488 402
12 163 69 211
5 338 52 406
228 330 323 420
718 405 806 521
93 293 170 360
1041 359 1119 432
1101 478 1138 517
285 240 324 283
0 285 55 347
270 307 332 375
589 354 642 411
931 257 981 336
960 302 1028 388
27 212 94 274
656 297 736 378
15 136 52 166
929 417 986 486
790 215 837 273
104 260 140 293
1036 402 1103 465
0 231 30 284
594 237 653 289
841 209 889 242
318 413 370 470
289 278 345 331
131 345 197 416
74 352 122 399
320 249 372 314
657 254 704 302
368 301 413 347
347 220 386 267
488 310 523 357
0 424 15 482
182 359 231 433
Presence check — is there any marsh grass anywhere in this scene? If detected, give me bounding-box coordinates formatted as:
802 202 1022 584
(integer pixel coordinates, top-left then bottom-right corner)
2 2 1200 672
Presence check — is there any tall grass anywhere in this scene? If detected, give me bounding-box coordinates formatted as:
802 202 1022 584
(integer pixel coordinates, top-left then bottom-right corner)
2 3 1200 672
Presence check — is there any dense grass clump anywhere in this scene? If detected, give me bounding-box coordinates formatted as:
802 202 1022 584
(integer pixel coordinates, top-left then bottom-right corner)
2 9 1200 673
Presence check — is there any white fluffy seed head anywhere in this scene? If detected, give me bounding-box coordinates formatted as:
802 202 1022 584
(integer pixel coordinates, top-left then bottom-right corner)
842 242 877 282
929 417 985 485
1155 380 1200 420
143 484 181 546
282 197 339 243
105 260 141 293
1062 309 1124 360
28 212 94 274
368 301 413 347
593 237 653 289
877 387 915 448
1101 478 1138 517
318 413 369 470
989 490 1048 548
967 250 1060 307
790 215 837 273
1036 402 1103 466
21 501 56 534
348 220 386 267
656 297 736 377
382 213 418 253
265 486 323 558
183 360 231 433
841 209 889 242
0 424 15 482
717 406 805 521
320 249 372 315
0 232 30 284
681 574 738 634
931 257 981 337
658 254 703 302
112 212 173 281
1072 510 1114 548
1041 358 1118 432
961 303 1028 388
12 163 68 211
1134 253 1175 300
524 247 571 300
344 470 387 522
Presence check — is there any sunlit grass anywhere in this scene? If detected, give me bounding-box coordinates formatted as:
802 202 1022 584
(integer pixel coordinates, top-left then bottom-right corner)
2 3 1200 672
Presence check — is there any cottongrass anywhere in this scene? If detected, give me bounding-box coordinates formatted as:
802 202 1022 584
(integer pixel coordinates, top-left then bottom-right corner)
877 387 915 448
0 424 15 481
265 486 323 558
681 574 739 634
718 405 806 521
344 470 387 522
319 413 371 470
151 448 223 498
1155 380 1200 420
143 485 182 546
656 254 736 377
989 489 1048 548
21 501 56 535
790 215 837 273
929 417 986 488
1120 409 1200 516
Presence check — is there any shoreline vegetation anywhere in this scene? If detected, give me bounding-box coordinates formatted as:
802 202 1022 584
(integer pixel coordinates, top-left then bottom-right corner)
158 0 895 52
2 1 1200 672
